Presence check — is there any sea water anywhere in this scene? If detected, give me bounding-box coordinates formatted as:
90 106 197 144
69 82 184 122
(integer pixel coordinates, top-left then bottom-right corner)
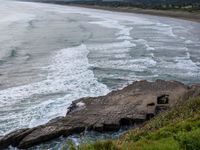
0 0 200 148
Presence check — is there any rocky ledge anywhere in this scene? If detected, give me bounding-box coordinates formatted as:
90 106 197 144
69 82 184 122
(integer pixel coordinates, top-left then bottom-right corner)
1 80 200 149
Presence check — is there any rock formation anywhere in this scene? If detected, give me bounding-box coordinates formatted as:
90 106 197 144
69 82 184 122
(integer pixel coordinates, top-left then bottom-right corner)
0 80 200 149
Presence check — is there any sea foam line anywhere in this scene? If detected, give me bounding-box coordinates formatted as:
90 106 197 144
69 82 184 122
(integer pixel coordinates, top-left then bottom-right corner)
0 44 109 133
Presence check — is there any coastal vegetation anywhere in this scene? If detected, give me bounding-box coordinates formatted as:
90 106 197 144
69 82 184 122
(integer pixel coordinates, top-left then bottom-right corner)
1 0 200 149
24 0 200 12
68 96 200 150
1 80 200 149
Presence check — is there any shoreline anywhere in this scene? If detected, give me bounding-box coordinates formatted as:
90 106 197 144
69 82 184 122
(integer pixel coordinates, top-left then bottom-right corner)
1 80 200 149
18 1 200 23
68 4 200 23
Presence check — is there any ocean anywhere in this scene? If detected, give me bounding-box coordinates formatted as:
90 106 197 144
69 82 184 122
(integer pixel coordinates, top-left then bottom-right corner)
0 0 200 144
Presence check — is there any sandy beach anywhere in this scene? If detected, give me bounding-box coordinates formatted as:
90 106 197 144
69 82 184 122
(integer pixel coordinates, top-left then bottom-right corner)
69 4 200 23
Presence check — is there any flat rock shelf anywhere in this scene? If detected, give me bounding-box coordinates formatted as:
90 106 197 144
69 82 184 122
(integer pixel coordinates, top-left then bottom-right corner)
1 80 200 149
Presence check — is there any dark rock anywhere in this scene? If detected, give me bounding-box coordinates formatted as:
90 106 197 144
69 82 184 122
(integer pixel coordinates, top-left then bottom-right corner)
48 116 65 124
18 126 67 149
146 113 155 120
93 123 120 132
157 95 169 104
0 128 33 149
155 106 169 114
1 80 200 149
147 103 156 106
120 118 135 126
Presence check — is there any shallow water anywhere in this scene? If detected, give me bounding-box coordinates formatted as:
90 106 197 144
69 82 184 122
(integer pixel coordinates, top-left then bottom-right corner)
0 0 200 141
25 129 126 150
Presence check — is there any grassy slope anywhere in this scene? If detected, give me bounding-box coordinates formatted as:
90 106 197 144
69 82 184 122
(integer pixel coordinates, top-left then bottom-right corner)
70 96 200 150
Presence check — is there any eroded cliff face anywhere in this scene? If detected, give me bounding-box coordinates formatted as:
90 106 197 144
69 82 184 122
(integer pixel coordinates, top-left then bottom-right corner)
1 80 200 149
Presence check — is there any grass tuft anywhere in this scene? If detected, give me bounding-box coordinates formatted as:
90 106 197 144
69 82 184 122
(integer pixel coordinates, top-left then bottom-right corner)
66 97 200 150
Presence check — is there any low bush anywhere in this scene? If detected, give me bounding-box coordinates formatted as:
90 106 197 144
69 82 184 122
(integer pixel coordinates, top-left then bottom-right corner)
66 97 200 150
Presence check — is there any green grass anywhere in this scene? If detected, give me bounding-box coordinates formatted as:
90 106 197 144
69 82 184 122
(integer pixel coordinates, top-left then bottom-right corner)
79 141 119 150
66 97 200 150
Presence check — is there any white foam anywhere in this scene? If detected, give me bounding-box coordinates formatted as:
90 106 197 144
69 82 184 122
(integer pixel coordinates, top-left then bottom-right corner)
185 40 193 44
157 50 200 78
143 22 176 37
117 27 133 37
117 36 132 40
87 40 135 51
91 57 157 72
114 53 129 59
134 39 155 51
0 44 109 129
1 0 200 135
89 20 133 41
174 56 199 71
146 45 155 51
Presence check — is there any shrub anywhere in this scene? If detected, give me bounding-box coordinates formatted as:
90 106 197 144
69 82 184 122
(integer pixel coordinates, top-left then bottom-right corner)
68 97 200 150
79 140 119 150
175 129 200 150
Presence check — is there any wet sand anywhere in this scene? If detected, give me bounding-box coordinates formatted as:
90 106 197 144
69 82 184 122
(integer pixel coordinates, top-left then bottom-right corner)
69 4 200 23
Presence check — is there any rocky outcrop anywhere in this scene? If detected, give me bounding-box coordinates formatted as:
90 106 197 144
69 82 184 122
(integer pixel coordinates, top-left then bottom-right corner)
0 80 200 149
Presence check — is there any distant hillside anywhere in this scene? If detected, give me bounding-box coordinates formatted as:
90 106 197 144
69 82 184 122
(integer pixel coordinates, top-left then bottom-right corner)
23 0 200 11
23 0 200 4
